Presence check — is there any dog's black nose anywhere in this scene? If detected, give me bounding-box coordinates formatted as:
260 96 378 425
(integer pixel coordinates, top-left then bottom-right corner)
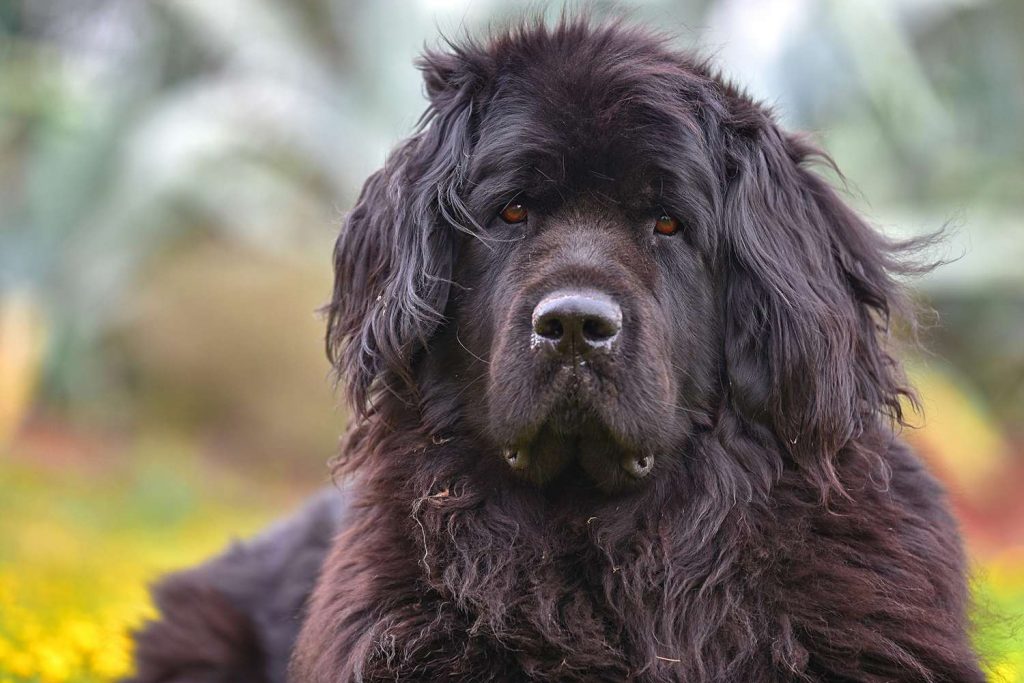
532 290 622 356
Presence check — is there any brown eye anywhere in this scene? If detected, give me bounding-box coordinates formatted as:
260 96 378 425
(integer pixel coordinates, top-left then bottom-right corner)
499 202 528 224
654 214 679 236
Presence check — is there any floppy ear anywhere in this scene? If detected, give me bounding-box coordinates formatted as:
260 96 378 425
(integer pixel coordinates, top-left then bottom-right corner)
326 52 478 414
721 112 921 491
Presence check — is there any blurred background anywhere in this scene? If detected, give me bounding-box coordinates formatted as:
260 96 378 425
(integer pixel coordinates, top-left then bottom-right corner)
1 0 1021 679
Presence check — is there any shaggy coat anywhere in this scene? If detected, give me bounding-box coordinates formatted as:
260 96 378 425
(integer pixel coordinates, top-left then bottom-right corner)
125 491 345 683
128 18 983 683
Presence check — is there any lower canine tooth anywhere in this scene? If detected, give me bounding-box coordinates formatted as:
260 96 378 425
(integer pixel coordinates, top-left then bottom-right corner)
503 447 526 469
624 454 653 478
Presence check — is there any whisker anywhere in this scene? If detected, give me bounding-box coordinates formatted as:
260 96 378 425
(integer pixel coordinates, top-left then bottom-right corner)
670 362 701 386
652 396 708 417
456 326 490 365
451 370 489 402
422 271 470 292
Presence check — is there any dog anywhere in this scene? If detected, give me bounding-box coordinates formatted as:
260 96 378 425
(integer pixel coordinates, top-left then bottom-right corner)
127 17 983 683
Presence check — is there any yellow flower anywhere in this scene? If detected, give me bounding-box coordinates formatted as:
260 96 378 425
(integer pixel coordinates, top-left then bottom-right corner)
64 618 101 654
37 641 75 681
92 638 132 678
5 649 35 678
989 656 1024 683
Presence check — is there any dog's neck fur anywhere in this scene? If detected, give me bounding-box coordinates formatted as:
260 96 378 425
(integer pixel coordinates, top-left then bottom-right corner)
306 402 901 680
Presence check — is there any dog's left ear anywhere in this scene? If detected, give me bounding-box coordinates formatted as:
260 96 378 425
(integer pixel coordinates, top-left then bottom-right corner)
325 50 479 414
720 108 918 490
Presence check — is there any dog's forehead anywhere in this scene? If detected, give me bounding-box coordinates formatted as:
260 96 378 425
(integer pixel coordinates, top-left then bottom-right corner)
468 86 672 206
465 42 707 209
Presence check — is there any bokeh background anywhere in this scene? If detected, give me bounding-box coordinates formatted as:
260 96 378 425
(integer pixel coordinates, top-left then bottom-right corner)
1 0 1022 680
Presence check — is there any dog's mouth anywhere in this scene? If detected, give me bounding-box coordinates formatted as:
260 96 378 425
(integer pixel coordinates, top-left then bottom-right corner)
500 401 655 493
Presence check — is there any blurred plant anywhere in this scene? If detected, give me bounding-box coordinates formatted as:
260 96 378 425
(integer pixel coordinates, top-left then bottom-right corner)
0 0 384 428
121 241 340 471
0 290 46 443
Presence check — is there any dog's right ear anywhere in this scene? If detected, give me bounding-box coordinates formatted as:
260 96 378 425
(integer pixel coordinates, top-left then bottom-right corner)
326 49 480 415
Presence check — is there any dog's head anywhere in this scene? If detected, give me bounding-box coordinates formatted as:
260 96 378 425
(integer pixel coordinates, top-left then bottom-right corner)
326 19 917 495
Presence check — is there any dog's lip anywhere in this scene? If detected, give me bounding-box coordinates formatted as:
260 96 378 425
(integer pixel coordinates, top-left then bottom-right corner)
501 387 626 452
502 415 651 486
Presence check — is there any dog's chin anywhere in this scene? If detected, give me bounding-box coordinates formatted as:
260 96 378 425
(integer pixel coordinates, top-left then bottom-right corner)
499 411 655 494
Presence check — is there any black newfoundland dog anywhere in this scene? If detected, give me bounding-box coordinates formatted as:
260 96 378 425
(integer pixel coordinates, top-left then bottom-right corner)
127 17 983 683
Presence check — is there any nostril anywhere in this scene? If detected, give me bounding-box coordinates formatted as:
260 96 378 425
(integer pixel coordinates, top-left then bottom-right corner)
534 316 564 341
532 289 622 354
582 315 618 342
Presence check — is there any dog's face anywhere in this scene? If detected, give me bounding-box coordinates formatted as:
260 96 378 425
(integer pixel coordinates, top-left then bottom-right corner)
450 78 719 491
326 21 912 496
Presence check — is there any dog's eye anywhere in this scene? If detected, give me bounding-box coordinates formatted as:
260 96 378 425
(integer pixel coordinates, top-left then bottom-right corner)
499 202 528 224
654 214 679 236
